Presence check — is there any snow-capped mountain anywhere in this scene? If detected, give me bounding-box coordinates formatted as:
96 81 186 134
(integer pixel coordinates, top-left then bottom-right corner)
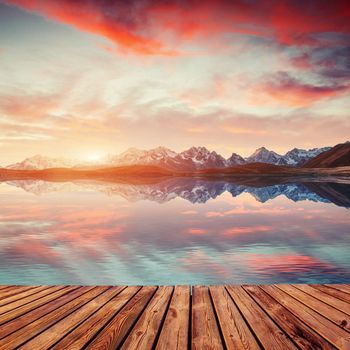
107 147 177 167
106 146 227 170
226 153 246 166
245 147 287 165
106 146 191 170
4 145 335 170
283 147 331 166
244 146 331 166
6 155 75 170
176 147 227 169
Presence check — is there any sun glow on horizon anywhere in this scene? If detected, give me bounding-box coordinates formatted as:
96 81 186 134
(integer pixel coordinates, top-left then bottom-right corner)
83 152 107 163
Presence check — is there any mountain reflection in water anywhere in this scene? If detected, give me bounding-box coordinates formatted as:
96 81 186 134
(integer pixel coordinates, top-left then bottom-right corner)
0 177 349 285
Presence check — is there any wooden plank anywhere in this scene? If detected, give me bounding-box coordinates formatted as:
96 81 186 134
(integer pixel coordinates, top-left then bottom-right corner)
121 286 173 350
327 285 350 295
0 287 91 341
156 285 190 350
313 285 350 304
227 285 297 350
19 286 125 350
244 285 334 350
0 287 104 349
0 284 348 349
261 285 350 350
192 286 224 350
50 286 140 350
210 285 260 350
0 285 70 325
0 286 46 308
0 286 64 315
0 286 35 301
86 286 157 350
293 284 350 317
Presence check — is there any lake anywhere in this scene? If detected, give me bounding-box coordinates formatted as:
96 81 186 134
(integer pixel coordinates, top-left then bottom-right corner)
0 177 349 285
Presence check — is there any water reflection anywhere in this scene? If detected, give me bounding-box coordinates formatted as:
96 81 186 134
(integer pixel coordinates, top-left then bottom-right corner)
0 177 349 285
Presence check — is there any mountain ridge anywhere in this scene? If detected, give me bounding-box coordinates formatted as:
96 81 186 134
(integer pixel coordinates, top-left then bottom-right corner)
6 143 342 170
303 142 350 168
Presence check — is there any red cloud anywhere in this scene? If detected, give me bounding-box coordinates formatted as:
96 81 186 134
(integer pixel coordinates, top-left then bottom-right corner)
0 93 59 120
5 0 176 55
5 0 350 55
289 53 314 70
253 72 349 107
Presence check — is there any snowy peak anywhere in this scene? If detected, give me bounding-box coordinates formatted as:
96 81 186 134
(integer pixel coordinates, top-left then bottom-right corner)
246 147 286 165
283 147 331 166
7 155 75 170
4 145 336 170
245 146 331 166
178 147 226 169
107 146 178 167
227 153 246 166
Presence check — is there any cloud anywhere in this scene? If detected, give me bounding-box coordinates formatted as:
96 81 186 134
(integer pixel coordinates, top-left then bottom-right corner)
0 93 60 120
253 71 349 107
289 53 314 70
4 0 177 55
4 0 350 55
1 86 350 160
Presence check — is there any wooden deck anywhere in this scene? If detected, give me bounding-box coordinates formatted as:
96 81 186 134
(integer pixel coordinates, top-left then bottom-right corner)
0 285 349 349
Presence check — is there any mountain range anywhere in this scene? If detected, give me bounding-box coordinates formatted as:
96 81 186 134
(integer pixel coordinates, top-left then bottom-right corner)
4 145 334 170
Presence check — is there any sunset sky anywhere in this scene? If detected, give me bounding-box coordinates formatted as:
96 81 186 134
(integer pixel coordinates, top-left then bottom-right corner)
0 0 349 163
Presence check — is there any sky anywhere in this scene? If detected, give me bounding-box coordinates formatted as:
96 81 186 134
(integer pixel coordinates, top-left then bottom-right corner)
0 0 349 164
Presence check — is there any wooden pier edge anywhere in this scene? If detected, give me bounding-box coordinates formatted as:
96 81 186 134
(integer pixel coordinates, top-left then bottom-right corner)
0 284 349 349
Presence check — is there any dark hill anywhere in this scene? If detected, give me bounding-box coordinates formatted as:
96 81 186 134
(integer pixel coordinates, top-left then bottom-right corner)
303 142 350 168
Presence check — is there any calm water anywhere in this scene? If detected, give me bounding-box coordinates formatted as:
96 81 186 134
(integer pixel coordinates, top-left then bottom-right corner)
0 177 349 285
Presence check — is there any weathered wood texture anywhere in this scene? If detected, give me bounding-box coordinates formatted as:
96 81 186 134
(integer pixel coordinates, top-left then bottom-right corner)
0 284 349 349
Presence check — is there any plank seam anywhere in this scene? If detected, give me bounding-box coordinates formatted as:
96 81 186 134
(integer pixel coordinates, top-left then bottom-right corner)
0 286 43 309
188 286 192 350
47 286 129 350
245 285 318 350
114 286 159 349
0 287 36 302
240 285 303 349
257 285 337 349
0 287 39 307
208 286 227 350
0 286 67 317
292 285 350 317
0 287 98 345
224 286 265 350
276 285 350 333
81 287 143 349
325 285 350 296
12 286 110 349
151 286 175 350
271 285 343 350
0 286 73 327
316 285 350 303
79 286 143 349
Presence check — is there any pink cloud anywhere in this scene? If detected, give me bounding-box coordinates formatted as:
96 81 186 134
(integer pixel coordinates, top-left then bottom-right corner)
5 0 350 55
252 72 349 107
